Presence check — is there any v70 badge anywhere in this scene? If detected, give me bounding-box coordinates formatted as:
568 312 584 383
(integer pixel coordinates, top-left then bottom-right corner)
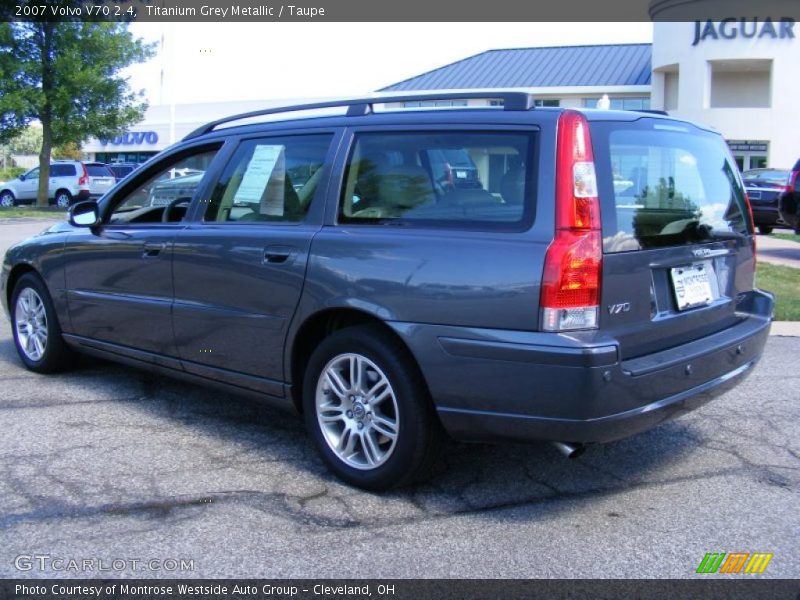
608 302 631 315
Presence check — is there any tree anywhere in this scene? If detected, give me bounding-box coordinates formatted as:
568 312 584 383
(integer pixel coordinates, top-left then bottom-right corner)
7 125 43 155
52 141 83 160
0 21 153 205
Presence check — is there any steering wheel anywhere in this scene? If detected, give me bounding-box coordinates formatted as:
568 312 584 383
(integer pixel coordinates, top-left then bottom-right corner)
162 197 191 223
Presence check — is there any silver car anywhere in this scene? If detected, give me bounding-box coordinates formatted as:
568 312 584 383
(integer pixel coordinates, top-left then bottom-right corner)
0 161 115 208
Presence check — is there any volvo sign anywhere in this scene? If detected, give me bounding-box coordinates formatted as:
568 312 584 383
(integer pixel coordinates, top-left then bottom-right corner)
99 131 160 146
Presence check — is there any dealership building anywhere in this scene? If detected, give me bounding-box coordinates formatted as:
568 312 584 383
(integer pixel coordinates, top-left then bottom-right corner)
83 21 799 171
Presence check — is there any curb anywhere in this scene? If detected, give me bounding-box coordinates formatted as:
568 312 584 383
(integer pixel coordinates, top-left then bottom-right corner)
770 321 800 337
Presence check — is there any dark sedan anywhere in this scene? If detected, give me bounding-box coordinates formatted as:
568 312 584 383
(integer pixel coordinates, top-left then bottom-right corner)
743 168 798 234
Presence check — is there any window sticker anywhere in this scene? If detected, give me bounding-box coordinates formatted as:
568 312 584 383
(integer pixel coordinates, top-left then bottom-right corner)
233 144 286 216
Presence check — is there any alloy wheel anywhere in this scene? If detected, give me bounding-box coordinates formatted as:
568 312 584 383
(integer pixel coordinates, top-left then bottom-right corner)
15 287 48 361
315 352 400 470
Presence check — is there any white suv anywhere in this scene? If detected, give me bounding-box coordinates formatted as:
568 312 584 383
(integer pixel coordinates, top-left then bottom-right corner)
0 161 115 208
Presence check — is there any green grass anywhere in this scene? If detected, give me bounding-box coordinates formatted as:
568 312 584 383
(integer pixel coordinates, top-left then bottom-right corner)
0 207 65 219
769 232 800 243
757 262 800 321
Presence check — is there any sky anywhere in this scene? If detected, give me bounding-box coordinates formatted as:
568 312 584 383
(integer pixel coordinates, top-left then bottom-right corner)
124 22 654 106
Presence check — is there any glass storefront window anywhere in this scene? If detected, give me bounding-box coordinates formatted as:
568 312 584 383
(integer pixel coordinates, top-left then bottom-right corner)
583 97 651 110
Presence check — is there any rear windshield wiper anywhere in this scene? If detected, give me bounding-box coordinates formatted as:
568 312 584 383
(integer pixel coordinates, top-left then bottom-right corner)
693 223 748 242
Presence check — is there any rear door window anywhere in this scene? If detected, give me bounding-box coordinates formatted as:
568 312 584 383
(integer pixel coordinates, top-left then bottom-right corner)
203 133 333 223
338 131 536 229
50 164 76 177
592 120 750 253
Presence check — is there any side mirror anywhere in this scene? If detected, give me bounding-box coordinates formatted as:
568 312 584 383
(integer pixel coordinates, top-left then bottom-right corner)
68 200 100 228
18 174 25 181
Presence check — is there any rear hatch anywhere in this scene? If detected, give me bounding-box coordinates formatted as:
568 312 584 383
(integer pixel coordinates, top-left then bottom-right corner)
85 163 115 196
589 116 755 360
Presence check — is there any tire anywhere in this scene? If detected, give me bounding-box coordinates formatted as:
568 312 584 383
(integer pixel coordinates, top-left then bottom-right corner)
758 225 773 235
303 324 443 491
0 191 16 207
54 190 72 208
10 273 77 373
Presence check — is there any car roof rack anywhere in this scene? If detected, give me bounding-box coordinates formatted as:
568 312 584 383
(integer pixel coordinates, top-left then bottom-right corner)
183 91 537 141
632 109 669 116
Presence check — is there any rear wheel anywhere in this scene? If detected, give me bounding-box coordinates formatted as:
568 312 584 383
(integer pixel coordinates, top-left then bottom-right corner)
303 325 442 490
54 190 72 208
0 191 16 207
11 273 77 373
757 225 773 235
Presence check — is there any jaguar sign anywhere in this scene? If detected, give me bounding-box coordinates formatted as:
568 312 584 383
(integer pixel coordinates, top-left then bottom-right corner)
692 18 796 45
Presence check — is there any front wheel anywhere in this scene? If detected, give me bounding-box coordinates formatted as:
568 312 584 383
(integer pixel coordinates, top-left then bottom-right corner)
303 325 443 490
11 273 77 373
758 225 773 235
54 190 72 208
0 191 16 207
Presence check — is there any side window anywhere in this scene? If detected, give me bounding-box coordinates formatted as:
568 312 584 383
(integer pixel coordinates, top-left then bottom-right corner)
55 164 77 177
203 134 333 223
26 168 39 180
108 148 220 224
338 131 535 227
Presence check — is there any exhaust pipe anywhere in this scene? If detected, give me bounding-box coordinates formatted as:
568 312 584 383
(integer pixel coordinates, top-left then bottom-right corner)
552 441 586 459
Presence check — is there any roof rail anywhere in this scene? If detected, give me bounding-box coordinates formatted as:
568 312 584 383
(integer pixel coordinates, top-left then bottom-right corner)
183 91 536 140
632 109 669 116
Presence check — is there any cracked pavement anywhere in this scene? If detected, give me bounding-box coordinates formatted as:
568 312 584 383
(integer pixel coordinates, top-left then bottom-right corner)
0 220 798 578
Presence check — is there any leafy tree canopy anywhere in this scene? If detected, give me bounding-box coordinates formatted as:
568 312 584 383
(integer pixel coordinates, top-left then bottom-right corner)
0 20 154 204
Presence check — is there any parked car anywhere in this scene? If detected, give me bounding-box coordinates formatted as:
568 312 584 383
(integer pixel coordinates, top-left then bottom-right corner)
0 161 115 208
777 160 800 233
425 148 483 191
742 168 798 234
1 93 773 490
107 162 140 182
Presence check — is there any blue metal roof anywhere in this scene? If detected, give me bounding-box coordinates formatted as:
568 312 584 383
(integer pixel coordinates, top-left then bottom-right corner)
381 44 652 91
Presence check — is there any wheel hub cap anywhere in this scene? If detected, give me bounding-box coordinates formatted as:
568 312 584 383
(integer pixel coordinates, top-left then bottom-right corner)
15 288 48 361
315 353 400 470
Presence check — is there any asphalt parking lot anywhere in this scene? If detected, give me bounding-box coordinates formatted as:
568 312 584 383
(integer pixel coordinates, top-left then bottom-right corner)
0 219 798 579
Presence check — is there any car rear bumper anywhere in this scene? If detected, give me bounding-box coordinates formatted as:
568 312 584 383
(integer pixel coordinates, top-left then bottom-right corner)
389 289 773 444
751 207 784 227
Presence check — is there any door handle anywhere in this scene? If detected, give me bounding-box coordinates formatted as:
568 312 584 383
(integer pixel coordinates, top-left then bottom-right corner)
263 245 295 264
143 242 166 258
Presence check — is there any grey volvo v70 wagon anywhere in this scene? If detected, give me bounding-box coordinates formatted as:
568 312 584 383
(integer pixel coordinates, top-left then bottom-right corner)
2 93 773 490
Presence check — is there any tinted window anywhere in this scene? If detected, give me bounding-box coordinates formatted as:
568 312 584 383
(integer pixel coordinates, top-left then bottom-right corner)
339 131 535 227
109 165 135 179
50 164 76 177
86 164 112 177
204 134 332 223
593 121 750 253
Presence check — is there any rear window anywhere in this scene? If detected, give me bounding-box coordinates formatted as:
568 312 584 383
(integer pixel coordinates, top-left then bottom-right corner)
86 164 112 177
593 120 750 253
742 169 790 185
110 165 135 178
339 131 536 228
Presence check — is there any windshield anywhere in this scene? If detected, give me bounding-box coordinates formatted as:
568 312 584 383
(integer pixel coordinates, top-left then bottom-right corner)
592 119 750 253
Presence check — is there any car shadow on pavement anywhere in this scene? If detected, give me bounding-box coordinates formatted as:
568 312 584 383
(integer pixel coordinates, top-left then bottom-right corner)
0 338 702 530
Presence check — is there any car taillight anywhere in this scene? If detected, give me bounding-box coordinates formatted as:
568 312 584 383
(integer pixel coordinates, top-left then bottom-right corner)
743 190 756 269
786 171 799 194
78 163 89 186
541 110 602 332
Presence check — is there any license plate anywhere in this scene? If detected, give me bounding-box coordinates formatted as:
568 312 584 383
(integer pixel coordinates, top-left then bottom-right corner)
671 262 714 311
746 189 762 200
